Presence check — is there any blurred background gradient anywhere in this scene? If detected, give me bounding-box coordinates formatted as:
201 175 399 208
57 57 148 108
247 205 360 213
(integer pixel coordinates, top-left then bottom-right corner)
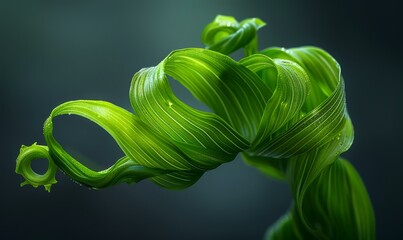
1 0 401 239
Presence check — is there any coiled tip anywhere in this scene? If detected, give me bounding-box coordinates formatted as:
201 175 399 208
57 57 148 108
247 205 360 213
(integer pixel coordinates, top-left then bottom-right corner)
15 143 58 192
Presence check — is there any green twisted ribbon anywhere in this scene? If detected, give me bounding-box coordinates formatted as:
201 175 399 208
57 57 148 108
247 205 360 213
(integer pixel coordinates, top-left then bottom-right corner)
15 15 375 239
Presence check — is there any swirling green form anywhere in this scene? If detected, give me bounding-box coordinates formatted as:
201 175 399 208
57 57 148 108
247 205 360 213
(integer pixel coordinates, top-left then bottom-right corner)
16 15 375 239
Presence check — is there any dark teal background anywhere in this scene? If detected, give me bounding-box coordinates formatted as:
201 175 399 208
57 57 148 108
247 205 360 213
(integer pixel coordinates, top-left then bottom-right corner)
1 0 401 239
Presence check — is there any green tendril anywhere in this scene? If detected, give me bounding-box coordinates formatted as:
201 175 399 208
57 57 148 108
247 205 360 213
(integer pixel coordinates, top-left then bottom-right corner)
15 143 57 192
201 15 266 56
15 15 375 239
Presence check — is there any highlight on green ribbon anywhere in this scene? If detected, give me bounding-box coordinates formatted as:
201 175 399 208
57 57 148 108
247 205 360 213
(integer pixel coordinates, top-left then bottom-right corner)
15 15 375 239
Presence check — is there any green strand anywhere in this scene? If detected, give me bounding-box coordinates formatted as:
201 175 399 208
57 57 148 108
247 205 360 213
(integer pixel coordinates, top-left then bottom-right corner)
15 15 375 239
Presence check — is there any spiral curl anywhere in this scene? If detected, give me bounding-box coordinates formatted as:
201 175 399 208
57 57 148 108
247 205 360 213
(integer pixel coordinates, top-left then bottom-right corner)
16 15 374 239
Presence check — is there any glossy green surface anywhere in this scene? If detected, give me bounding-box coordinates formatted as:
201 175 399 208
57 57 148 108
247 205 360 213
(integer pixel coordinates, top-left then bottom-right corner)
15 15 375 239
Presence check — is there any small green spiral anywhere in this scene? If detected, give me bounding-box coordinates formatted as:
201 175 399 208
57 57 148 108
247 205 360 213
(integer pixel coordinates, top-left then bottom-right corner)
15 15 374 239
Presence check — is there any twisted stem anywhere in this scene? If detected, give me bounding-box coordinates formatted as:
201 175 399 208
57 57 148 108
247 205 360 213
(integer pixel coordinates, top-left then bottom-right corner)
15 15 375 239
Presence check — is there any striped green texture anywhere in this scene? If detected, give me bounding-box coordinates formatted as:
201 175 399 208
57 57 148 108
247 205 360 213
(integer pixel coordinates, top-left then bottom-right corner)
15 15 375 239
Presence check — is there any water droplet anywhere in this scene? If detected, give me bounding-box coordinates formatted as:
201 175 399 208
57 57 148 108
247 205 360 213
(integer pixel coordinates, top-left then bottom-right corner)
280 101 288 109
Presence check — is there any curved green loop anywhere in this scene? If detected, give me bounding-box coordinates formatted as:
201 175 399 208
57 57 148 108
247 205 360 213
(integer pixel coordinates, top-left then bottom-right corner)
240 54 309 149
201 15 266 56
15 143 57 192
15 15 374 240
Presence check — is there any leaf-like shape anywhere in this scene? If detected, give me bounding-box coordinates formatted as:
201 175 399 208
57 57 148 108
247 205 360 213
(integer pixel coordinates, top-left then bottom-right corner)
299 159 375 239
201 15 266 55
15 15 375 240
42 100 192 189
252 47 348 158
